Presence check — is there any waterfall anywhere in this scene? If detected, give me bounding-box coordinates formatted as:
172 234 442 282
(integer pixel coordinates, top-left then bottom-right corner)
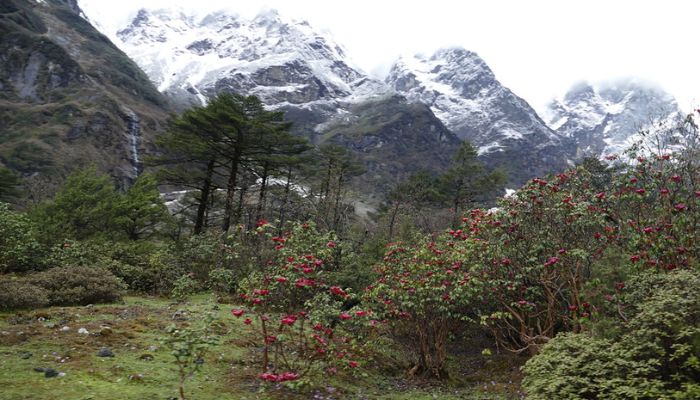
124 109 141 177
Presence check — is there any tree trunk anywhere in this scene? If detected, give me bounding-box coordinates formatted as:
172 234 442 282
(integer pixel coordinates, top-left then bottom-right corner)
255 162 269 224
222 151 241 232
194 159 215 234
277 166 293 234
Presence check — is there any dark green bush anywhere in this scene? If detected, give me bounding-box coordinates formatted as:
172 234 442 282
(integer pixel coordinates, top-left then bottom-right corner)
0 202 44 273
522 270 700 399
31 266 126 306
0 279 48 310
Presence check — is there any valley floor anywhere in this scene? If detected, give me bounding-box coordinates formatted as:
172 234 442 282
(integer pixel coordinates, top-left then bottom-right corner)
0 295 523 400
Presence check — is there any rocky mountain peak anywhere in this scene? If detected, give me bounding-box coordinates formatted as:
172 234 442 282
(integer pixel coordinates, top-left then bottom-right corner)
546 80 680 158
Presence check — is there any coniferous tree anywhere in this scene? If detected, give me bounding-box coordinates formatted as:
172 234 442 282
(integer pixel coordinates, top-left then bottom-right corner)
440 141 506 227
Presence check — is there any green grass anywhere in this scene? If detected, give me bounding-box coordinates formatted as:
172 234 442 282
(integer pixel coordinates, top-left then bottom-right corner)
0 295 523 399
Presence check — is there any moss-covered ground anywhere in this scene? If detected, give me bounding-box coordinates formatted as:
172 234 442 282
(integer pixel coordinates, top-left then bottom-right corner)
0 295 523 399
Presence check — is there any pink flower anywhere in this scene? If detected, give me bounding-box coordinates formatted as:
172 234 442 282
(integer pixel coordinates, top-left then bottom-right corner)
281 315 297 326
635 188 646 195
643 227 654 233
355 310 367 317
231 309 245 317
243 318 252 325
630 255 641 262
671 175 682 183
265 335 276 344
259 372 278 382
256 219 269 228
660 188 670 195
674 203 687 211
279 372 300 382
339 313 352 320
326 241 337 248
348 361 359 368
276 276 288 283
595 192 606 199
544 256 560 267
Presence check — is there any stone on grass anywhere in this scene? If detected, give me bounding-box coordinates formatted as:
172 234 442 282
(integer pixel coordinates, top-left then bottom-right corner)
97 348 114 357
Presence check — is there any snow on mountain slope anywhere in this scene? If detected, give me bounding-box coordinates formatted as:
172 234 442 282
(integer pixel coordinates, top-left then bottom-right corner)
386 48 563 153
386 48 572 184
111 8 388 110
545 80 681 158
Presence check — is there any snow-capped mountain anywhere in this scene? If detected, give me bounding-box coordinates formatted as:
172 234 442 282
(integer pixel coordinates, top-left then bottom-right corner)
386 48 572 184
114 8 387 111
545 81 681 158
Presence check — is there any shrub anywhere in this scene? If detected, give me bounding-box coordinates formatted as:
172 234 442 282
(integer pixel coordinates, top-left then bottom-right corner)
365 234 484 379
0 202 44 273
0 279 48 310
522 270 700 399
234 221 363 384
208 268 236 298
31 266 126 306
171 274 198 302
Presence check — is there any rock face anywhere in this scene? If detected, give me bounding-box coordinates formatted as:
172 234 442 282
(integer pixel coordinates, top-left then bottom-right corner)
0 0 168 191
545 81 682 158
386 48 572 185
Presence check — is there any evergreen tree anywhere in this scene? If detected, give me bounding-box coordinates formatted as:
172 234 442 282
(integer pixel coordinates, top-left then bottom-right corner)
115 173 172 240
440 141 506 227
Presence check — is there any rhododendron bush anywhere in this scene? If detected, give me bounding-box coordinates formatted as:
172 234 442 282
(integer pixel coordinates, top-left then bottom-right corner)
232 221 364 384
365 235 484 378
470 170 614 354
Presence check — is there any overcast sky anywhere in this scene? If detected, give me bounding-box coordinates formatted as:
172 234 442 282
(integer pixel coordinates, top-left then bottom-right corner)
80 0 699 113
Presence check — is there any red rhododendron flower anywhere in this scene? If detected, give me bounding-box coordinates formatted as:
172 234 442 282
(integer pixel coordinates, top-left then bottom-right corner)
281 315 297 326
674 203 687 211
339 312 352 320
630 254 641 262
348 361 359 368
330 286 347 296
544 256 560 267
326 241 337 248
355 310 367 317
635 188 646 194
279 372 300 382
231 309 245 317
259 372 277 382
276 276 288 283
256 219 269 227
243 318 252 325
265 335 277 344
671 175 682 183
